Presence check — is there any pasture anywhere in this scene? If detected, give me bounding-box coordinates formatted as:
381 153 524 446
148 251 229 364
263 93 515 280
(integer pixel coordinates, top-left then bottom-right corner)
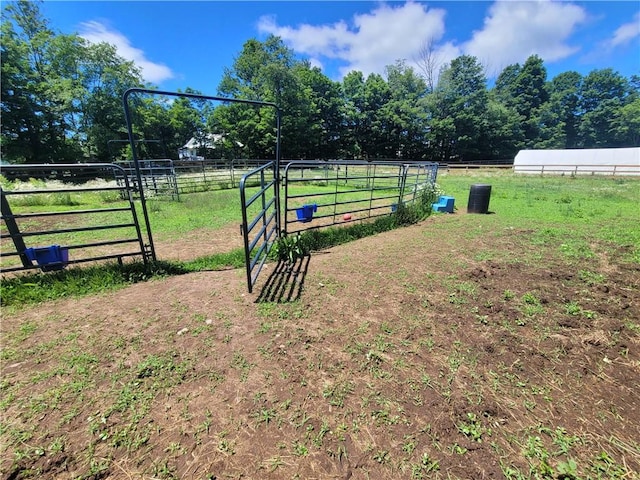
1 170 639 479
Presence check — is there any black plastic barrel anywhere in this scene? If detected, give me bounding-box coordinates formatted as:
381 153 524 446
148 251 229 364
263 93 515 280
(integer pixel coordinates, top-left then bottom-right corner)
467 184 492 214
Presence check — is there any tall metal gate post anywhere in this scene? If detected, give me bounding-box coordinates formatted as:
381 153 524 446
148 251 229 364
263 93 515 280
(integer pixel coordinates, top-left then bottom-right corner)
1 189 33 268
274 109 282 238
122 91 156 263
122 88 283 271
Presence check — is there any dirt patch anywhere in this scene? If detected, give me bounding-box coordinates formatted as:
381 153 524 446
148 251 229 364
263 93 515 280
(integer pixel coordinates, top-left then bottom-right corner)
1 214 639 479
154 223 245 261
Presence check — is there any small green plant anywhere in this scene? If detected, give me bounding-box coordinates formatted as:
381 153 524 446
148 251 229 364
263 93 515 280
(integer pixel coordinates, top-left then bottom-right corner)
556 458 578 478
565 301 581 316
230 352 252 381
521 292 544 317
522 292 541 305
292 441 309 456
564 301 596 319
416 182 444 211
589 451 627 478
373 450 390 464
411 452 440 478
272 235 307 264
578 270 605 285
253 408 277 425
322 380 354 407
457 413 491 442
402 435 417 455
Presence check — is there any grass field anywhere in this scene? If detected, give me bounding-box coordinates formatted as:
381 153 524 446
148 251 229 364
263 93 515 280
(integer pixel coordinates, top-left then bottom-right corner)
437 170 640 262
1 170 639 479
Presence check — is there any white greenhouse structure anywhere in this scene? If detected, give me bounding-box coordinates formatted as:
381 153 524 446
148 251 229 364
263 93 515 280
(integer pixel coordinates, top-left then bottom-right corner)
513 147 640 176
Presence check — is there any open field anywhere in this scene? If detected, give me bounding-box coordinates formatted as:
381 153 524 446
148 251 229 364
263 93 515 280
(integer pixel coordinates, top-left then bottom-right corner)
1 171 639 479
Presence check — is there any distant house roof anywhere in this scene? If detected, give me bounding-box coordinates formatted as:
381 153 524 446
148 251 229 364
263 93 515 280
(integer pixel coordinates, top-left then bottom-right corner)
182 134 224 150
181 134 243 150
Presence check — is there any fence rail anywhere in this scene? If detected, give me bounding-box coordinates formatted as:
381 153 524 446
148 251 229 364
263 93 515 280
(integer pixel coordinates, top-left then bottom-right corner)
115 159 179 199
113 158 275 197
437 163 640 176
283 160 438 235
239 162 279 293
1 164 148 274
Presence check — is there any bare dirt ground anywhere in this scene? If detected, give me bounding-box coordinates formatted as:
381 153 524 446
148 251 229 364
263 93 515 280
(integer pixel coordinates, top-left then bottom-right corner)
1 213 639 479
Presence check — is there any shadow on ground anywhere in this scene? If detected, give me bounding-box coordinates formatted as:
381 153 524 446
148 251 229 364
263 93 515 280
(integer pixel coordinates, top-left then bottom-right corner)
255 255 310 303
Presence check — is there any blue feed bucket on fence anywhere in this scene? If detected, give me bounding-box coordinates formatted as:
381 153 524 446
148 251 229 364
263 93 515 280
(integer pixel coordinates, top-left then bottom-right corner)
296 203 317 222
24 245 69 271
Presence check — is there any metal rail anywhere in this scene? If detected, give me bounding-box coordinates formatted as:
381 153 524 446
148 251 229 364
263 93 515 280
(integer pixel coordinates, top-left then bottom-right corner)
442 163 639 176
239 162 279 293
512 164 640 176
282 160 438 235
122 88 282 263
1 163 147 274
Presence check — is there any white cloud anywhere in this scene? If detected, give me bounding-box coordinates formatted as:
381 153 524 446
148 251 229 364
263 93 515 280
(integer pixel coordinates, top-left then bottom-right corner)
308 57 325 71
258 15 353 59
258 1 449 79
79 20 174 84
608 12 640 47
257 1 591 81
463 1 587 74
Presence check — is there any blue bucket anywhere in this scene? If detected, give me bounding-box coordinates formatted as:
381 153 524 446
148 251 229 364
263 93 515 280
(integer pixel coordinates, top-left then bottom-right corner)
295 203 317 223
24 245 69 271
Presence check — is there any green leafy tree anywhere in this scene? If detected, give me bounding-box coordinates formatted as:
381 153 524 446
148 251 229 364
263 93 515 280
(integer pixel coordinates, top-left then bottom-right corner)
80 43 144 162
512 55 549 147
342 71 397 159
427 55 489 161
578 68 634 147
167 91 209 158
1 0 83 163
537 71 583 149
293 63 345 159
493 64 521 104
362 73 392 158
341 71 367 158
383 61 429 158
490 63 526 152
610 98 640 146
482 99 523 159
1 0 145 163
215 35 315 159
491 56 550 149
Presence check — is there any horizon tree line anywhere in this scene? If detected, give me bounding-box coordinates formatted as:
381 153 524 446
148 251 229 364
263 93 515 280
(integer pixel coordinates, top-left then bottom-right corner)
2 0 638 165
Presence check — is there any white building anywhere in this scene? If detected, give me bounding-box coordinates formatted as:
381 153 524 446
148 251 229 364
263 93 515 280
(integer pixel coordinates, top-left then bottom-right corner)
513 147 640 176
179 134 226 161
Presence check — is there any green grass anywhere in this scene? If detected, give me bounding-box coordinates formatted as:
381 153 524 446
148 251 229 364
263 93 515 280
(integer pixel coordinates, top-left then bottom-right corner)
0 250 248 308
437 171 640 262
4 181 407 250
146 189 243 240
2 170 639 480
2 196 429 308
3 171 639 308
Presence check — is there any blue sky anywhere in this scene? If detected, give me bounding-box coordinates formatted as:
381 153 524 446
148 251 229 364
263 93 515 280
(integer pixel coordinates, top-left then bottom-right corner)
40 1 640 94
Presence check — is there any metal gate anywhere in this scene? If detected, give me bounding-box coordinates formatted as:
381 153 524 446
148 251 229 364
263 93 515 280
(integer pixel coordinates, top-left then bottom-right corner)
1 163 148 273
282 160 439 235
239 162 280 293
122 88 282 293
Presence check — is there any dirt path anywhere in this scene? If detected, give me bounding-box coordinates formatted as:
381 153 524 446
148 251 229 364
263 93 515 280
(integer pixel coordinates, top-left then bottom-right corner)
2 215 639 479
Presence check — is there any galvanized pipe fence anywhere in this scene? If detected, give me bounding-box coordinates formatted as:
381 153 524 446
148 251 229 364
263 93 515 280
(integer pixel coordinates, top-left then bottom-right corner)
282 160 438 235
113 158 280 199
239 162 279 293
0 163 148 274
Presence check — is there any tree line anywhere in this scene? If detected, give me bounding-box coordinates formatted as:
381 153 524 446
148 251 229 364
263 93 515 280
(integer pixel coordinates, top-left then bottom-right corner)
2 0 638 165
